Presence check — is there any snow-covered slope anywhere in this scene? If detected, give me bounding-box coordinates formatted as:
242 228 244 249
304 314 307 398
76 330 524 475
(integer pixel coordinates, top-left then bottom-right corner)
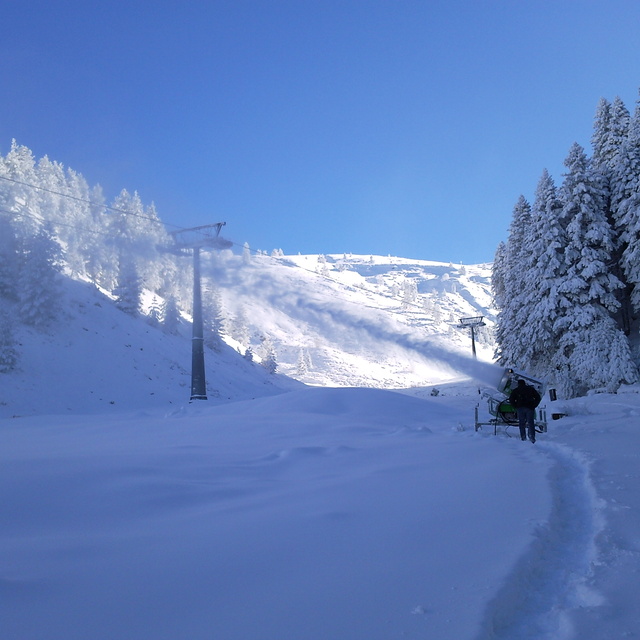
2 253 495 417
208 252 495 388
1 277 301 418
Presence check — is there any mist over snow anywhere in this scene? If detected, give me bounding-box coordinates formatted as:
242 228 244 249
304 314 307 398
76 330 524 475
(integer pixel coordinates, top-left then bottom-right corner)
205 251 498 390
1 252 497 418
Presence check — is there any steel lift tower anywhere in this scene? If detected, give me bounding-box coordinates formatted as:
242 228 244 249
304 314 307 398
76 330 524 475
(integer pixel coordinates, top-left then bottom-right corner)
457 316 486 359
167 223 232 401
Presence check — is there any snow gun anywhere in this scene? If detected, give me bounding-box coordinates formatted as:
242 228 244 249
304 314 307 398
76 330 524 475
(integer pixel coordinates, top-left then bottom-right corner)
474 368 548 435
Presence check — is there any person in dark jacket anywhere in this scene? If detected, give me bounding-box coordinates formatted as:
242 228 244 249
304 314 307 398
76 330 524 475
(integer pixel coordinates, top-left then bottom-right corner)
509 379 541 442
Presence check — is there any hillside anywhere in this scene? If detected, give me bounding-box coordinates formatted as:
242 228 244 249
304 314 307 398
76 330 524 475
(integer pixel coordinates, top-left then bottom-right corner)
0 277 301 419
1 252 495 417
208 252 496 388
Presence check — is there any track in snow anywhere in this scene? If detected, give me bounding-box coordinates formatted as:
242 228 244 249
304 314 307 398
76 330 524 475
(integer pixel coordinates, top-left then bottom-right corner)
475 442 604 640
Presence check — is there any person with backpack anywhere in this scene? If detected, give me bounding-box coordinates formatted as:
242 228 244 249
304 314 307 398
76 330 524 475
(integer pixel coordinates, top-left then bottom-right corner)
509 379 541 443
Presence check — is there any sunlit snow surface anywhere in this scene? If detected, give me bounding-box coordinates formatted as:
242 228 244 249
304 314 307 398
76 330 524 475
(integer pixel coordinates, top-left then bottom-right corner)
3 385 640 639
1 260 639 638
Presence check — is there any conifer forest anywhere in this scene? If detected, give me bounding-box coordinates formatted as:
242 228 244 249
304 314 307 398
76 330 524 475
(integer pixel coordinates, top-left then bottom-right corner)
494 92 640 397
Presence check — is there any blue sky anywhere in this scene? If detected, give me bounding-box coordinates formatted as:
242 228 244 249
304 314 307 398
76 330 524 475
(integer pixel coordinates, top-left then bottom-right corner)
2 1 640 263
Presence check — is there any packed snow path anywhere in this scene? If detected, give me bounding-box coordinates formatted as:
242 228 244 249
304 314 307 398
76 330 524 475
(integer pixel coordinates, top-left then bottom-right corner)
475 442 603 639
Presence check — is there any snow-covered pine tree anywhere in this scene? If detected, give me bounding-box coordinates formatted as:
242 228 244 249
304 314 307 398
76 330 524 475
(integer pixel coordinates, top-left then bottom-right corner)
260 336 278 374
83 184 117 288
612 92 640 215
401 277 418 308
114 255 142 316
17 223 63 327
203 284 225 350
296 348 308 376
590 96 633 337
230 306 249 346
35 156 86 277
521 169 568 377
316 254 329 276
591 96 630 178
147 295 163 327
296 348 312 376
612 91 640 343
108 190 168 296
493 196 532 366
553 142 636 395
1 141 41 236
591 97 612 170
162 296 181 335
605 97 631 171
491 242 508 311
0 309 18 372
0 216 19 300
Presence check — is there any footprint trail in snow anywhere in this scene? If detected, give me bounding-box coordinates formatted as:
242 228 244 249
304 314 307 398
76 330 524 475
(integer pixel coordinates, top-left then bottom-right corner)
476 442 604 640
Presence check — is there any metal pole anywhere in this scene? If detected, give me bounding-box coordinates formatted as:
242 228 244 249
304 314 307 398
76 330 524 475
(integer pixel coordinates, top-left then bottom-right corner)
470 326 477 359
190 246 207 401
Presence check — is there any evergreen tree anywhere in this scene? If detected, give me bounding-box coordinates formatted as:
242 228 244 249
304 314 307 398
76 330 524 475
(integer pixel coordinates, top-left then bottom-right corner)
17 224 63 327
591 96 630 176
494 196 532 366
84 184 113 284
612 93 640 326
230 306 249 345
591 97 612 169
162 296 181 335
114 255 142 316
606 96 631 170
494 93 640 395
260 336 278 374
0 309 18 373
555 304 637 396
296 348 308 376
295 348 312 376
147 295 163 327
108 190 168 295
521 170 568 377
559 144 620 311
1 140 41 235
401 278 418 308
316 254 329 276
553 143 635 395
35 156 85 276
203 284 225 350
0 216 18 300
604 95 640 337
491 242 508 311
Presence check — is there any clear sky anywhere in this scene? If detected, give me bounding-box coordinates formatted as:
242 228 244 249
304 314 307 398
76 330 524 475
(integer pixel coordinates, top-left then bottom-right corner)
2 1 640 263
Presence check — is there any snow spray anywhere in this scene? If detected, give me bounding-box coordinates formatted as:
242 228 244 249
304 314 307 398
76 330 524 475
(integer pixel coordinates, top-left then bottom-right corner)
283 296 506 388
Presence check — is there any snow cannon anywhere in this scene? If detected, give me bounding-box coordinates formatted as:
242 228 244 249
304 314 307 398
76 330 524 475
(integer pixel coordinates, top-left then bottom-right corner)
474 368 547 435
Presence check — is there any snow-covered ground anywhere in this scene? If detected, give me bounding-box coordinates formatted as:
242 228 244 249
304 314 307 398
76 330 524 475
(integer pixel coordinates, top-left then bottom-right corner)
2 256 639 638
2 383 640 639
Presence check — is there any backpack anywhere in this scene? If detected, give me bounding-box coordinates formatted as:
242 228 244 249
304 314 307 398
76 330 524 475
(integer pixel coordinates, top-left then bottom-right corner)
522 385 541 408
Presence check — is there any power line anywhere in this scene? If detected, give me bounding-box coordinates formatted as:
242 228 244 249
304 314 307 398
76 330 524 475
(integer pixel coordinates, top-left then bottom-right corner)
0 175 483 321
0 174 185 230
0 206 112 238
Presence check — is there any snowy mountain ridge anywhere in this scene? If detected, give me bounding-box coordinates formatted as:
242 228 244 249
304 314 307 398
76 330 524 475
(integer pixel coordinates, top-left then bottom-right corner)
214 251 496 388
